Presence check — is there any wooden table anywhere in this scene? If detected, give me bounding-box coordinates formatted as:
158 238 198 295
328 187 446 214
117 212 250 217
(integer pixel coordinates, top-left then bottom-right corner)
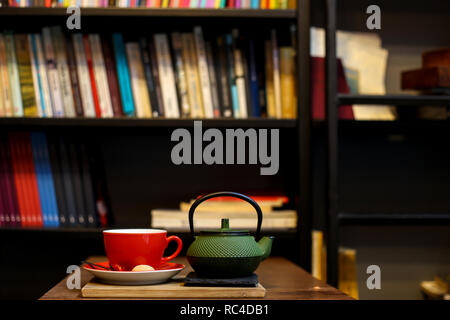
40 256 352 300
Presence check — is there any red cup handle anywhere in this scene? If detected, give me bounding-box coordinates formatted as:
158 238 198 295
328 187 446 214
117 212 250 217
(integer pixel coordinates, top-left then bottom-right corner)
161 235 183 263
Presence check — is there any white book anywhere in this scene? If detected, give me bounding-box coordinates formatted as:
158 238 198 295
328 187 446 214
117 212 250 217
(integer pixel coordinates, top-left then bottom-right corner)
193 26 214 118
4 33 23 117
42 27 65 117
34 34 53 117
153 34 180 118
0 34 13 117
27 35 43 118
271 30 282 119
125 42 152 118
89 34 114 118
72 33 96 117
51 27 75 117
232 30 248 119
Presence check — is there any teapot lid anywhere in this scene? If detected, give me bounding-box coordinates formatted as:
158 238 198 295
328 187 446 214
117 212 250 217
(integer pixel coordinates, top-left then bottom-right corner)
199 218 250 236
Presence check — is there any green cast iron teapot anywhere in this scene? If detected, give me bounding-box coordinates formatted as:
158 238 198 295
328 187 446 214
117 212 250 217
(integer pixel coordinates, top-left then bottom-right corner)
186 191 274 278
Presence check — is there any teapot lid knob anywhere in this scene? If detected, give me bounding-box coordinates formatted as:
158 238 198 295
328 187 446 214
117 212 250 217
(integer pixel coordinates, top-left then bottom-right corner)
221 218 230 230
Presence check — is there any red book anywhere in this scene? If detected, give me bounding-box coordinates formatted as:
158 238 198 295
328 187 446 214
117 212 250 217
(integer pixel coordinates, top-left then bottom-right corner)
83 35 102 118
228 0 235 8
9 133 31 227
21 133 43 227
310 57 354 120
101 38 123 117
45 0 52 7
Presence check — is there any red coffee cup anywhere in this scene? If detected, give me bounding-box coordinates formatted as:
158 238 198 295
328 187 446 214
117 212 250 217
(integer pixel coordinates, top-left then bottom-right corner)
103 229 182 271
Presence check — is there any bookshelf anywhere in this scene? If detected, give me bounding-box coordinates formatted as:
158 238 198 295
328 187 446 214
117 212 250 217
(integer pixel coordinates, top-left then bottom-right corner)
324 0 450 288
0 2 312 298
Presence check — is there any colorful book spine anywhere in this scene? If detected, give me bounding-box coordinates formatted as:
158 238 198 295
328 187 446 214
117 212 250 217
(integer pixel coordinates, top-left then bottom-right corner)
153 34 180 118
34 34 53 117
42 27 65 117
193 27 215 118
65 38 84 117
112 33 135 116
28 35 44 117
83 35 102 118
231 30 248 119
101 38 123 117
51 27 76 117
72 33 96 117
4 32 24 117
225 34 240 118
0 34 13 117
125 42 152 118
89 34 114 117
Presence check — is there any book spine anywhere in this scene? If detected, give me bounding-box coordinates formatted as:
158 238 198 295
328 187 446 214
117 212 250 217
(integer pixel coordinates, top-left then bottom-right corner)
216 36 233 118
72 34 96 117
225 34 240 118
139 38 160 118
67 140 87 226
83 35 102 118
102 38 123 117
34 34 53 117
1 135 20 226
170 32 190 118
42 27 64 117
232 30 248 119
28 35 44 117
4 32 24 116
181 33 204 118
89 34 114 118
0 138 10 226
280 47 296 118
153 34 180 118
265 40 276 118
58 136 78 226
248 39 261 117
148 38 165 117
112 33 135 116
79 143 98 227
271 30 282 118
65 38 84 117
125 42 152 118
205 41 221 118
0 34 14 117
193 27 214 118
51 27 76 117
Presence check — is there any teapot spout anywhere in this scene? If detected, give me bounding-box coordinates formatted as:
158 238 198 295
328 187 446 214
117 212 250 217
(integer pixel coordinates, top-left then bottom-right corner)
257 236 274 261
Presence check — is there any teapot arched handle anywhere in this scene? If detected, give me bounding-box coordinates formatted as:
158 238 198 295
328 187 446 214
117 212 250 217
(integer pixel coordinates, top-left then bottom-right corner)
188 191 262 239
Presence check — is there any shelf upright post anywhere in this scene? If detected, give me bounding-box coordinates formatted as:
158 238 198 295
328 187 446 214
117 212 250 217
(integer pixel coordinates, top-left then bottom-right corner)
297 0 312 271
325 0 339 287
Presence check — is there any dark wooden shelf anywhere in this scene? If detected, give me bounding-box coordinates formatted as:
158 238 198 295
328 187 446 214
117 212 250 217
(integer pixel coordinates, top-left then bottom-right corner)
0 117 297 128
0 7 296 18
338 212 450 226
338 94 450 106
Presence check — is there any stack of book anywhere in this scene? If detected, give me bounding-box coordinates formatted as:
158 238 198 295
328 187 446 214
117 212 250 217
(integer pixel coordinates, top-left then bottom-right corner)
0 132 108 228
2 0 297 9
151 195 297 230
0 26 297 119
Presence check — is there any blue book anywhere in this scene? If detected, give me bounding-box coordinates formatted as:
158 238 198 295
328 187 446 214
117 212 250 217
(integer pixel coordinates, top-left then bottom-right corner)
39 133 60 227
251 0 259 8
248 40 261 117
30 35 47 117
220 0 226 7
112 33 135 116
31 133 51 227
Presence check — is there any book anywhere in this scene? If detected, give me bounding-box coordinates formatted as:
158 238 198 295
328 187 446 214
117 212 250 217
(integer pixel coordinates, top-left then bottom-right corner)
279 47 296 119
65 37 84 117
28 35 45 117
126 42 152 118
79 143 98 227
34 33 53 117
171 32 191 118
312 230 326 282
215 35 233 118
338 247 359 300
193 27 215 118
0 136 12 225
83 35 102 117
181 32 204 118
67 139 87 226
271 30 282 119
4 32 24 116
265 40 276 118
153 34 180 118
225 34 240 117
205 41 221 118
51 27 76 117
72 33 96 117
90 34 114 118
101 38 123 117
0 135 20 226
247 39 260 118
148 38 165 117
402 66 450 90
112 33 135 116
139 38 160 118
0 34 13 117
